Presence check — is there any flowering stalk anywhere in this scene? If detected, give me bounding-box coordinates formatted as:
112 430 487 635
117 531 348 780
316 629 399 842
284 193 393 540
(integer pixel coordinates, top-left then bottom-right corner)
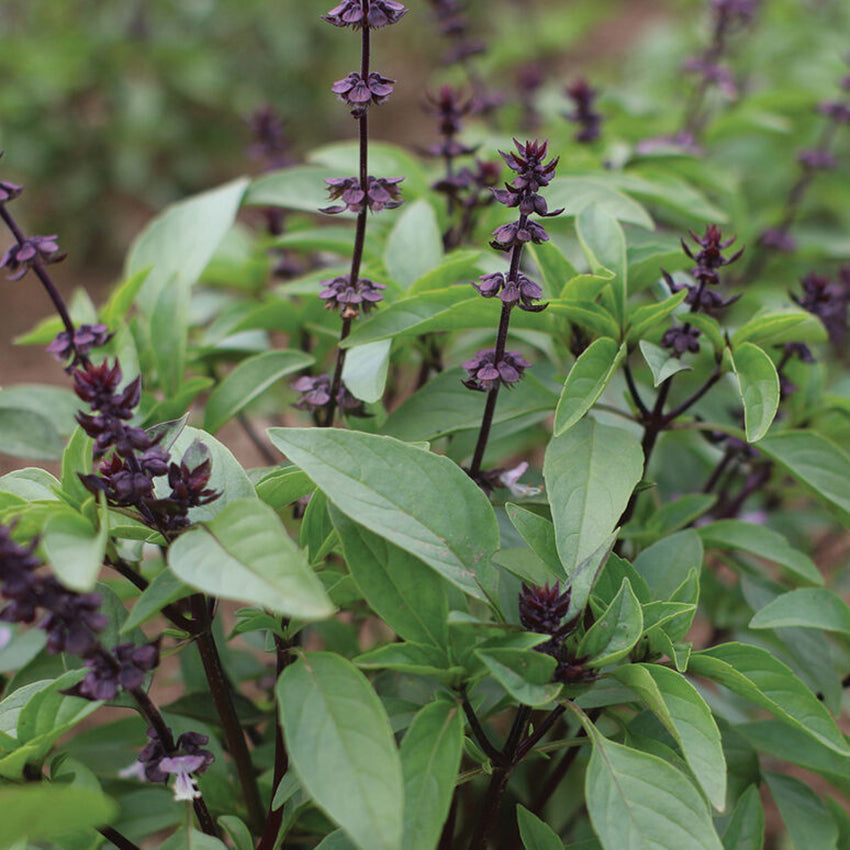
294 0 406 425
565 78 603 143
465 139 561 481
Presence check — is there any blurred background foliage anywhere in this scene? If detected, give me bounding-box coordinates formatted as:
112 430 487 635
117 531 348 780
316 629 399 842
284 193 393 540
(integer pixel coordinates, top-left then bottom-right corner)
0 0 848 271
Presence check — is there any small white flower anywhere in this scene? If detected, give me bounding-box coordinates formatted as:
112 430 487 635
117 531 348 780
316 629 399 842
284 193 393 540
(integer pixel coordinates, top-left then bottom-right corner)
499 462 543 497
118 760 147 782
159 754 207 802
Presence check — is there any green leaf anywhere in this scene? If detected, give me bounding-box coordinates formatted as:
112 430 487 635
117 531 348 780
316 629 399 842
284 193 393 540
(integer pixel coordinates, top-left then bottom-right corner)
475 648 561 706
696 520 822 586
355 642 454 681
544 418 643 574
516 804 564 850
764 772 837 850
645 494 717 537
721 785 764 850
0 467 60 502
204 350 315 433
333 511 448 648
341 340 392 403
639 340 692 387
749 587 850 634
0 385 80 438
148 274 190 395
99 268 151 326
246 165 341 211
0 408 64 460
267 428 500 602
255 466 315 509
528 241 578 293
626 290 688 341
731 309 828 348
576 206 627 325
409 250 483 294
278 652 404 850
383 368 557 443
576 579 643 668
505 504 563 578
685 313 726 357
688 643 850 756
547 299 621 340
385 199 443 289
757 431 850 525
168 498 334 620
730 343 779 443
42 509 107 592
121 569 193 633
159 828 228 850
547 177 654 229
633 530 703 600
580 711 723 850
555 339 626 435
0 785 117 847
400 701 463 850
612 664 726 810
127 178 249 376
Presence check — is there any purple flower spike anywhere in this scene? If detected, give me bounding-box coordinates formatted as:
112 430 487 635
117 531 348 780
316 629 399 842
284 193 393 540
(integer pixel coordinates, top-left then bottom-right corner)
324 0 407 29
47 323 112 366
319 275 385 319
1 234 65 281
462 349 531 391
661 324 702 357
565 78 603 143
0 180 23 204
332 71 396 114
321 176 404 214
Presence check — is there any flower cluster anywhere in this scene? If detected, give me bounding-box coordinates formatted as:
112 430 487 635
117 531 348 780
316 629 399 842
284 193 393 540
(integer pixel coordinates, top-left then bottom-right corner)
425 85 476 160
292 374 368 418
321 176 404 214
427 0 485 65
72 358 219 532
46 323 112 369
462 349 530 392
565 78 602 143
474 271 545 312
792 269 850 347
129 727 215 802
661 225 743 357
1 234 65 281
517 582 589 684
324 0 407 29
319 275 386 319
0 523 160 702
332 71 396 115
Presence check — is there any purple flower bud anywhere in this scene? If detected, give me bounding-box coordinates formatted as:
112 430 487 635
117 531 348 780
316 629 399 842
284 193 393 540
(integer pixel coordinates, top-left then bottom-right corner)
462 349 531 391
319 275 385 319
797 148 837 170
47 323 112 366
324 0 407 29
565 78 603 143
1 234 65 281
0 180 23 204
332 71 396 114
518 582 572 635
759 228 796 252
661 323 702 357
321 176 404 214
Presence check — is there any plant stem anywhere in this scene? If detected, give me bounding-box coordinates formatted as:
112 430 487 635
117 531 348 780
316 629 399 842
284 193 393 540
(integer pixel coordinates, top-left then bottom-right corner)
460 686 505 765
0 205 77 343
98 826 142 850
467 706 531 850
515 704 565 761
257 628 296 850
325 15 371 428
190 595 265 833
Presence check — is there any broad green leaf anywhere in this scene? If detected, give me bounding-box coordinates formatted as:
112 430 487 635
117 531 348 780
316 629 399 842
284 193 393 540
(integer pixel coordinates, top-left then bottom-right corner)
576 206 627 324
149 273 190 395
42 509 107 592
255 466 314 508
0 785 117 847
159 828 228 850
127 177 249 362
579 711 723 850
606 172 727 223
168 498 334 620
506 504 563 578
626 290 688 341
721 785 764 850
341 288 474 348
547 177 654 229
731 309 828 348
0 468 60 502
121 569 193 633
696 520 822 586
685 313 726 357
645 494 717 537
749 588 850 634
385 199 443 289
689 643 850 756
246 165 342 212
204 350 314 433
383 368 557 442
409 250 483 294
354 642 454 681
316 830 359 850
278 652 404 850
577 579 643 668
544 418 643 574
99 267 150 326
0 385 80 437
639 340 692 387
764 772 837 850
547 300 621 340
0 408 64 460
142 377 215 426
633 530 703 600
528 241 578 293
555 339 626 435
612 664 726 809
333 510 448 648
401 701 463 850
757 431 850 525
517 804 564 850
267 428 500 602
475 648 561 706
731 343 779 443
341 339 392 403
